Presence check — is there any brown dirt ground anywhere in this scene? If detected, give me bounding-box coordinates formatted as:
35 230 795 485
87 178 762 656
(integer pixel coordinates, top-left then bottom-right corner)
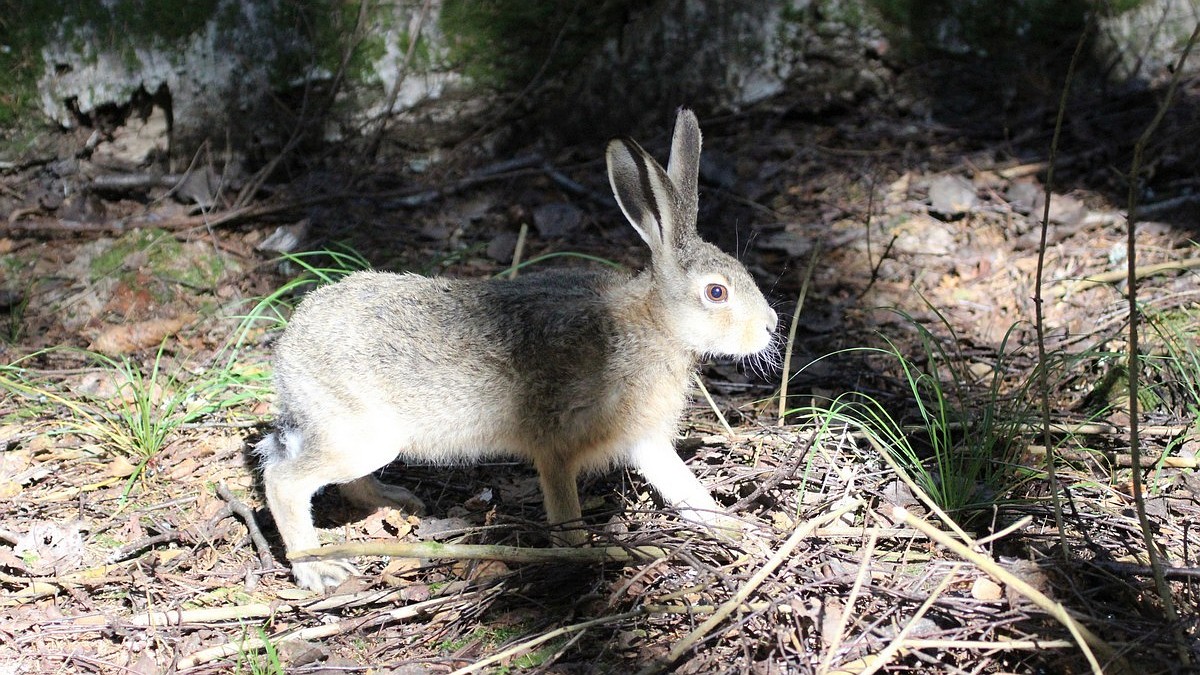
2 78 1199 674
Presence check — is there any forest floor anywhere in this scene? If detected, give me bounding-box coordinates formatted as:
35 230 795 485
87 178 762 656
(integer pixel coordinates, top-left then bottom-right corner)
2 76 1200 674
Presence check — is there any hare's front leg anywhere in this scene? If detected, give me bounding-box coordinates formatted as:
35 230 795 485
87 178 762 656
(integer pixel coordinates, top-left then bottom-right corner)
629 437 734 532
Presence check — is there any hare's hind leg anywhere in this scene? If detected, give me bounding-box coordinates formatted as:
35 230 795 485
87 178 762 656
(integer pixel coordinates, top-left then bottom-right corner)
535 458 586 546
339 475 426 514
260 425 405 592
260 434 356 593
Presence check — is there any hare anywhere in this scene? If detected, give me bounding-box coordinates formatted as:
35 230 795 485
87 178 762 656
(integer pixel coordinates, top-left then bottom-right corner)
256 109 779 592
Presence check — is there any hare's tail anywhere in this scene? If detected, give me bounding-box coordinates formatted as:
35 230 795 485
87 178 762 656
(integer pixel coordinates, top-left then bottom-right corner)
255 420 303 466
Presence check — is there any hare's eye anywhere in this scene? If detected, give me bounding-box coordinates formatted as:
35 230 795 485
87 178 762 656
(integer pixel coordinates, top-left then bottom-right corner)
704 283 728 303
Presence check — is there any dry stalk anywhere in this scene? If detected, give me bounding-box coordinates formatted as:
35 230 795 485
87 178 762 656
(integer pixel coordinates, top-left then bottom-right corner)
1034 21 1091 561
1078 256 1200 288
693 372 735 437
891 506 1125 674
902 638 1075 650
367 0 435 159
507 222 530 279
175 591 472 669
119 587 413 627
648 498 863 673
448 609 643 675
1122 21 1199 667
817 528 879 674
859 433 975 545
836 562 962 675
778 245 821 425
289 540 667 565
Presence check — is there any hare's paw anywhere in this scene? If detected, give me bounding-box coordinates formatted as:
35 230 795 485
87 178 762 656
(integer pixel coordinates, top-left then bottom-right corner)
548 526 589 547
339 476 427 515
373 483 426 515
292 559 357 593
680 509 753 544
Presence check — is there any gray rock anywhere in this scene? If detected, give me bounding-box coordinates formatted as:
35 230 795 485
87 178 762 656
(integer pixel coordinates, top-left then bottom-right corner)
893 214 956 255
532 202 584 239
1005 179 1041 214
928 174 979 217
486 231 519 264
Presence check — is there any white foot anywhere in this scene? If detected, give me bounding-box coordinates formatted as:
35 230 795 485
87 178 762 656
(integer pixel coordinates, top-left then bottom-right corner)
292 559 357 593
339 476 426 514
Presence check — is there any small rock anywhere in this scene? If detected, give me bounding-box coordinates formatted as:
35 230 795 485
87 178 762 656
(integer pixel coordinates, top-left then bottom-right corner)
892 214 956 255
278 639 328 668
1005 179 1041 214
257 220 310 254
928 174 979 217
532 202 584 238
1043 192 1087 225
486 231 518 263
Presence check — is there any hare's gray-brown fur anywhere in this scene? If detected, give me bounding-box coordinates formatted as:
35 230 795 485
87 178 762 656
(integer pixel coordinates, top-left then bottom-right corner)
257 109 778 592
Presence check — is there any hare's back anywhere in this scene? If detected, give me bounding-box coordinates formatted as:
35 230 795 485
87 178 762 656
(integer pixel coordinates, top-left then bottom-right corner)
274 268 626 414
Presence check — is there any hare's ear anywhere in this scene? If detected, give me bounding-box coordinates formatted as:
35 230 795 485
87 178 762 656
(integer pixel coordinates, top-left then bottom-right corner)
607 137 679 258
666 109 701 228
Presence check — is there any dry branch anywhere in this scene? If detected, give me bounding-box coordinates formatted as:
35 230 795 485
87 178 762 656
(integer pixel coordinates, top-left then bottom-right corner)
175 592 470 670
1077 257 1200 289
891 507 1127 675
652 499 863 672
289 541 668 565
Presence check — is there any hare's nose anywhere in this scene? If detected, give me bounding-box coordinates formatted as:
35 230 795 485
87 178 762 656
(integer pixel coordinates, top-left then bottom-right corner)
766 309 779 332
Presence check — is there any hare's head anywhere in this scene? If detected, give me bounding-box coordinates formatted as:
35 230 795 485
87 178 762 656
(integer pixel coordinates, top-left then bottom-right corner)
607 109 778 360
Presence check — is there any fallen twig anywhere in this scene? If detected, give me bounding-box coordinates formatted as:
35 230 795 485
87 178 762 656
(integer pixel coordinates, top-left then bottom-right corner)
650 499 863 673
891 506 1127 674
290 540 667 565
1027 445 1200 469
778 245 821 425
176 591 474 670
818 528 879 674
835 562 962 675
216 481 274 569
1076 257 1200 289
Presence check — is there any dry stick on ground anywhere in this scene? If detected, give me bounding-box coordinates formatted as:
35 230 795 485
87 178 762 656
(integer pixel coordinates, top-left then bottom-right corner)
1027 445 1200 469
289 540 668 565
116 586 425 627
1123 21 1199 667
646 499 863 673
1034 22 1091 561
817 528 879 675
728 430 816 513
448 610 645 675
891 506 1125 675
778 245 822 425
216 481 274 570
175 591 479 670
1077 257 1200 288
859 433 975 545
507 222 530 279
860 174 899 300
842 561 963 675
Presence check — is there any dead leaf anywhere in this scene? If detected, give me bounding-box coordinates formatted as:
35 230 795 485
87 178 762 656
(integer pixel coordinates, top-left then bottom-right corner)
971 576 1003 601
89 315 194 355
107 454 139 478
